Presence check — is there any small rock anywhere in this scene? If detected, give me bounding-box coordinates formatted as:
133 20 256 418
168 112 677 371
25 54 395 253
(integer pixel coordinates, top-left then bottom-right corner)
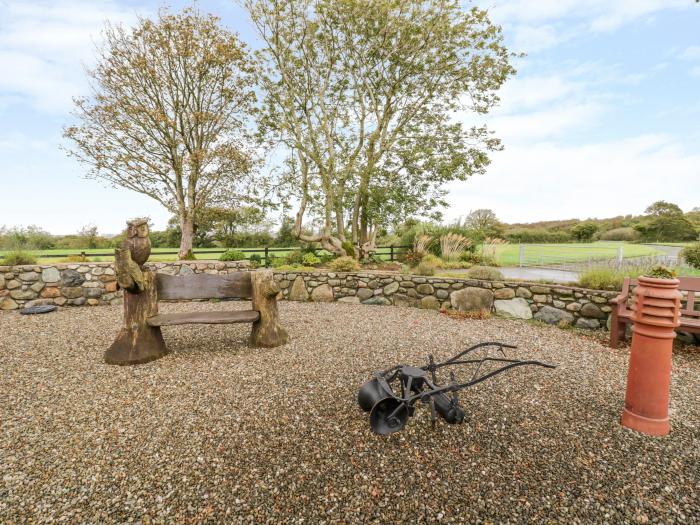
337 296 360 303
362 296 391 306
356 288 374 301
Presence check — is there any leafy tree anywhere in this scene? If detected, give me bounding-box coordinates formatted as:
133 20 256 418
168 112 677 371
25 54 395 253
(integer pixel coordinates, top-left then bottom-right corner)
462 209 505 240
0 225 54 250
635 201 698 242
570 223 598 242
246 0 514 256
645 201 684 217
64 7 260 259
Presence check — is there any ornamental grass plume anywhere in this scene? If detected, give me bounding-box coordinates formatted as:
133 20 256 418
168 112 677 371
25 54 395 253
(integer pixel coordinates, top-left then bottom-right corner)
440 233 472 261
413 234 433 256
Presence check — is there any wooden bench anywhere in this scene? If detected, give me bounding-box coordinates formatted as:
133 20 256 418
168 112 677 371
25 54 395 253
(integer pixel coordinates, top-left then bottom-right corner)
104 232 288 365
610 277 700 348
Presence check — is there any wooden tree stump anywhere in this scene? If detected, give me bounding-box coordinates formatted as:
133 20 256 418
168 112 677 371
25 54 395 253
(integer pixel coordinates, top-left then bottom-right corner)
249 270 289 348
105 269 169 365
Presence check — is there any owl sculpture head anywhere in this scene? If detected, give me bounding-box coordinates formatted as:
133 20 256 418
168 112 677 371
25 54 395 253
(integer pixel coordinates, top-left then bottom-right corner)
123 217 151 266
127 218 150 239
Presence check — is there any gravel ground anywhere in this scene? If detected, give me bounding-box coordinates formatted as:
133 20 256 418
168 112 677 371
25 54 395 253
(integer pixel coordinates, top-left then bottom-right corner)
1 302 698 524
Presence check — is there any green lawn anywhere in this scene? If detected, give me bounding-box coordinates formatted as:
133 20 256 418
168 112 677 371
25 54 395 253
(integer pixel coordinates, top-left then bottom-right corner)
488 242 662 266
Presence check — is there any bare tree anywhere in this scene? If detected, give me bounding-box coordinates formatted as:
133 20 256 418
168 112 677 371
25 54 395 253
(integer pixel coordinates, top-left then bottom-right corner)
64 7 259 258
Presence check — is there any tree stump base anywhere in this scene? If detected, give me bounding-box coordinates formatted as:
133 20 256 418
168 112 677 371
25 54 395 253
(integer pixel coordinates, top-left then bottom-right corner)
105 270 169 365
249 270 289 348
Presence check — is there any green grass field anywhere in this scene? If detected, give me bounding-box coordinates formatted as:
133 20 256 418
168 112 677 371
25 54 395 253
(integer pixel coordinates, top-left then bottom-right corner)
487 242 662 266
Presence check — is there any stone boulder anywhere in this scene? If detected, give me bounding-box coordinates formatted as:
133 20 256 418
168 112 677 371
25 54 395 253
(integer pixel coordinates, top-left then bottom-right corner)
420 296 440 310
288 276 309 301
356 288 374 301
61 269 85 287
494 288 515 300
534 305 574 326
575 317 600 329
580 302 606 319
450 287 493 312
383 282 399 295
337 296 360 304
494 298 533 320
41 267 60 283
311 284 334 302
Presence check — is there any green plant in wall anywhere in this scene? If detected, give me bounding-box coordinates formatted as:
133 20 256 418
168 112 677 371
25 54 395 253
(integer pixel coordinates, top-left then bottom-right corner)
645 265 676 279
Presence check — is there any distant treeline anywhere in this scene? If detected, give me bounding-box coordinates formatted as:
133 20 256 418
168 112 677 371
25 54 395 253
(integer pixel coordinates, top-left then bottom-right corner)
2 201 698 252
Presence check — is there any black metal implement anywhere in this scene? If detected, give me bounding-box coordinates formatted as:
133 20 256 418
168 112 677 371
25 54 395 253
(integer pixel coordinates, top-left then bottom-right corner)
358 342 555 435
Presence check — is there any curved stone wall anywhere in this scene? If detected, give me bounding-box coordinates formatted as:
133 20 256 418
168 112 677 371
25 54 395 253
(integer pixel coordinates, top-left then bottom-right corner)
0 261 618 330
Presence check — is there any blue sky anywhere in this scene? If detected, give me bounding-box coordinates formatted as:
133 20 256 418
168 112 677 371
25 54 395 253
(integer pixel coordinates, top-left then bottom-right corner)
0 0 698 234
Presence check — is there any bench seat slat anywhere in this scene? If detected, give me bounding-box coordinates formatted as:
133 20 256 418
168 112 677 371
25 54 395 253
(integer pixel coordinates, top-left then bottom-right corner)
147 310 260 327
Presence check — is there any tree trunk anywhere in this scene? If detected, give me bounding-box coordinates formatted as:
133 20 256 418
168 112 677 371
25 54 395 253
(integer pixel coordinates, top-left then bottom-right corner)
179 212 194 259
105 270 169 365
249 270 289 348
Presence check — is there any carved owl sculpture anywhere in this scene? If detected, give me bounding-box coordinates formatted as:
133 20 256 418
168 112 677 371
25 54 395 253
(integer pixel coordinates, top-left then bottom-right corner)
122 218 151 266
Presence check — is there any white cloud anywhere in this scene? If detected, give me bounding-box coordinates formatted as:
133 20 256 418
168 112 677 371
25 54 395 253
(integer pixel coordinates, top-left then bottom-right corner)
444 134 700 222
477 0 693 53
0 0 145 114
680 46 700 61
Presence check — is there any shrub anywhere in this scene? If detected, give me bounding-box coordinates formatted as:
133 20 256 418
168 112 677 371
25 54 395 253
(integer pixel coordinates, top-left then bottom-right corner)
2 251 38 265
219 249 246 261
318 252 335 264
577 267 657 290
460 251 498 267
415 260 436 276
420 254 444 268
341 241 355 258
249 253 263 267
681 242 700 269
645 265 676 279
285 250 304 265
442 261 470 270
399 249 424 267
465 265 503 280
328 256 360 272
599 227 640 241
302 252 321 266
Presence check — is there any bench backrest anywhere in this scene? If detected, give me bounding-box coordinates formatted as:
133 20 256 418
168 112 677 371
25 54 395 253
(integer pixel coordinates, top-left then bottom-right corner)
155 272 252 300
621 276 700 318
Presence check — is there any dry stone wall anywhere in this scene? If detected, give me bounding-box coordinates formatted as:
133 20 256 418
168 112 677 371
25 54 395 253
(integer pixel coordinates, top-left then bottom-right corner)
0 262 617 330
275 271 618 330
0 261 249 311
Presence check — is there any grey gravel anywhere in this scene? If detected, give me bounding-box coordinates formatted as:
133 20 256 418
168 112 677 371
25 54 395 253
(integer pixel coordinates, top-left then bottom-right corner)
1 301 698 524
